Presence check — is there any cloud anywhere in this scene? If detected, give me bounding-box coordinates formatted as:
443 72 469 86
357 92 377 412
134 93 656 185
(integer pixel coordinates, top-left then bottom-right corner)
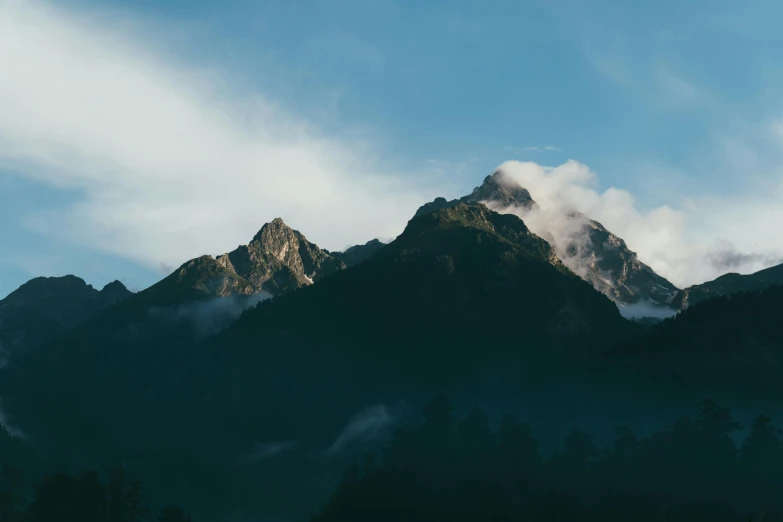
0 1 442 272
706 240 783 273
496 160 783 288
0 398 25 438
147 292 273 340
327 404 394 454
505 146 561 154
245 441 296 461
617 301 677 320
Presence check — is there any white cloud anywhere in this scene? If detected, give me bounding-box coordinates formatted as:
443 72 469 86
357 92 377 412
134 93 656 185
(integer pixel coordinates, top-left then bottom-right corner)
0 0 442 270
497 160 783 288
327 404 393 454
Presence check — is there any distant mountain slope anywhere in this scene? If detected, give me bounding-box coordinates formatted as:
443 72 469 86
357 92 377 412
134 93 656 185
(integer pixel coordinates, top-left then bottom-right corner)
595 285 783 401
416 171 679 309
671 262 783 310
330 239 388 267
0 275 132 363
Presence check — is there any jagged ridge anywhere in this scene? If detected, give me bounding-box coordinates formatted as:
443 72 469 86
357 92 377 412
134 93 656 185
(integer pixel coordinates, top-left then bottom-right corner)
416 171 679 309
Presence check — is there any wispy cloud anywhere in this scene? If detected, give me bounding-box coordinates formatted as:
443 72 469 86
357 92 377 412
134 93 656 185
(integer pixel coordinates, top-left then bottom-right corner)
498 160 783 288
327 404 394 454
504 145 561 154
706 240 783 273
0 1 444 271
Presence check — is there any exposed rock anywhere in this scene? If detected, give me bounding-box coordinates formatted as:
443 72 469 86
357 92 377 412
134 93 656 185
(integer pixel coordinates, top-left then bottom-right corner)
414 171 536 218
153 218 346 301
558 214 679 308
215 218 345 294
415 171 679 308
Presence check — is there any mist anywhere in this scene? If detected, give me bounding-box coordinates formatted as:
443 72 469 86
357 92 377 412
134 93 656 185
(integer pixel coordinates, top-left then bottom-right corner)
617 300 678 319
0 398 25 438
147 291 272 340
327 404 394 454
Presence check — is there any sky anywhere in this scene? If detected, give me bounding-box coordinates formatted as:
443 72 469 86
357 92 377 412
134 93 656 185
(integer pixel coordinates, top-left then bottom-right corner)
2 0 783 298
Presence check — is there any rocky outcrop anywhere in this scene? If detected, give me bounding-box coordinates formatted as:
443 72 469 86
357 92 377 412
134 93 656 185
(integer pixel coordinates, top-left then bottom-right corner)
416 171 679 308
153 218 346 301
415 171 537 218
555 214 679 307
215 218 345 294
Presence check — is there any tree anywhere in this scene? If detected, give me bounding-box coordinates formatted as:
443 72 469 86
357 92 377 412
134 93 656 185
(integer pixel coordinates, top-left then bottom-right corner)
106 465 128 522
29 473 78 522
157 506 191 522
76 471 108 522
741 415 781 472
0 464 23 522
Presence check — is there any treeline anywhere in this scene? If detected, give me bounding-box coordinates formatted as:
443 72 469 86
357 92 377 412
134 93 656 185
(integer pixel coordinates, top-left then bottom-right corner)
0 458 190 522
314 395 783 522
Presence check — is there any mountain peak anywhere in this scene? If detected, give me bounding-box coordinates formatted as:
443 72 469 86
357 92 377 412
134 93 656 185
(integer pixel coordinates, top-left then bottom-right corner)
469 170 536 208
193 218 348 296
467 170 537 209
414 171 679 311
251 217 293 243
414 171 536 218
98 280 134 306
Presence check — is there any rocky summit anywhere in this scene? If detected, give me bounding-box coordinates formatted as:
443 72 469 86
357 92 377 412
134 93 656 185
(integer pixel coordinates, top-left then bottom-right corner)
417 171 679 308
414 170 537 218
151 218 346 301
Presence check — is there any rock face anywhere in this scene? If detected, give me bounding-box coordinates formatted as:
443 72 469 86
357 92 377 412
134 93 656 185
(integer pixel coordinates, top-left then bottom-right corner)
672 262 783 310
555 213 679 308
330 239 388 268
153 218 346 301
414 171 536 218
0 275 133 361
416 171 679 308
216 218 345 294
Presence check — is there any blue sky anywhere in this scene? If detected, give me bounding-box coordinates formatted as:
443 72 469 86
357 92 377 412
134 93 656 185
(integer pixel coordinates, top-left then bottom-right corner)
2 0 783 297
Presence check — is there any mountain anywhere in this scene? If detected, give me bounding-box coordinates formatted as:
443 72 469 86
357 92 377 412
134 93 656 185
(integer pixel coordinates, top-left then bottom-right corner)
416 171 679 309
0 203 627 519
224 203 624 343
148 218 346 303
214 217 345 295
606 285 783 399
414 172 536 218
671 262 783 310
0 275 132 363
330 239 387 267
